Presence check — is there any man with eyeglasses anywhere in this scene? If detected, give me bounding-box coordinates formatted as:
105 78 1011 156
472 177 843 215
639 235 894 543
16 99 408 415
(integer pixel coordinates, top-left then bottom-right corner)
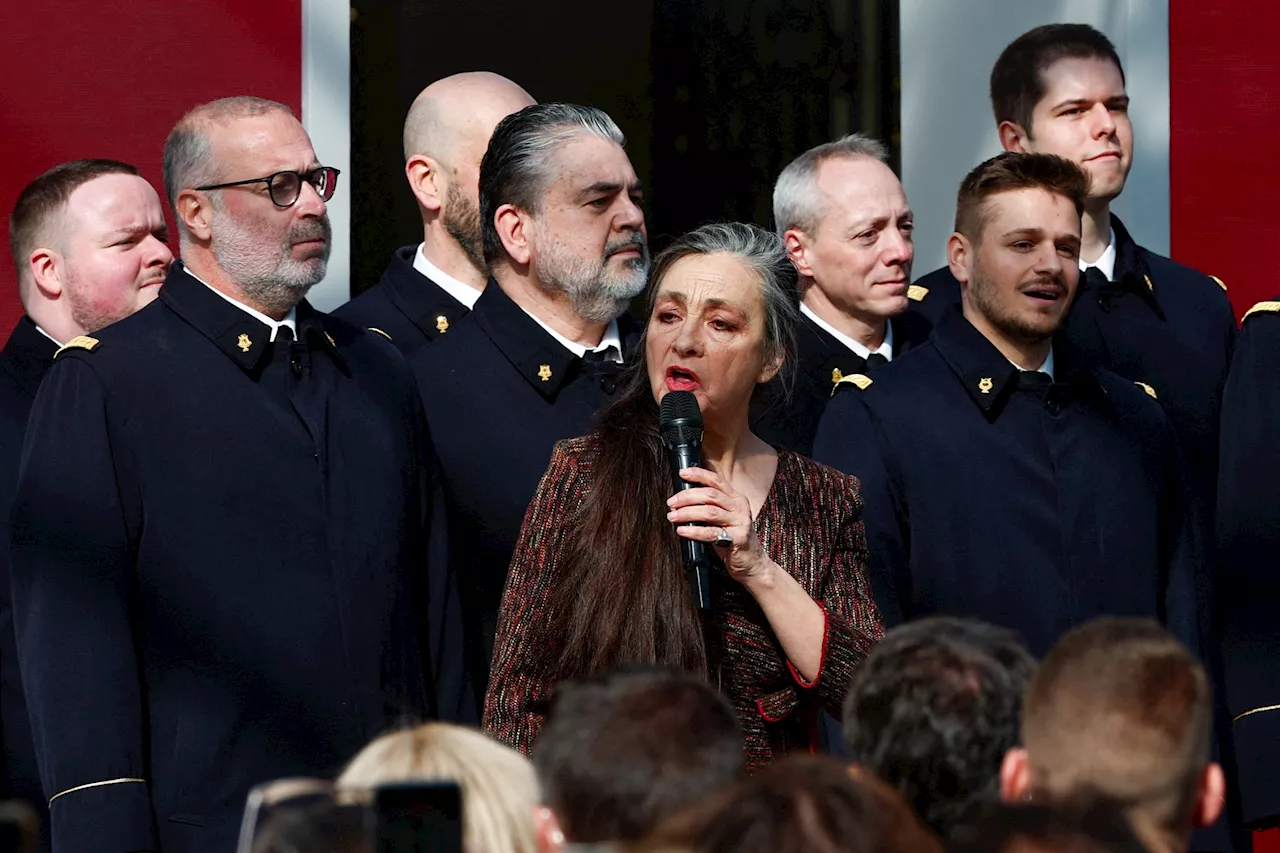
9 96 437 853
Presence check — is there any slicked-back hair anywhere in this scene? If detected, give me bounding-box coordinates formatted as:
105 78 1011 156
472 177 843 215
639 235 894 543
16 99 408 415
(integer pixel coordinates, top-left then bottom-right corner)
772 133 891 238
649 755 943 853
9 159 142 294
947 797 1150 853
1022 618 1212 836
991 24 1126 136
531 667 745 844
842 617 1037 840
478 102 625 266
162 96 294 221
954 152 1089 243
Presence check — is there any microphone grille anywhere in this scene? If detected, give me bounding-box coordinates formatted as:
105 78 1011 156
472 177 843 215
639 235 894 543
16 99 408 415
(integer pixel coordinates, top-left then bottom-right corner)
659 390 703 443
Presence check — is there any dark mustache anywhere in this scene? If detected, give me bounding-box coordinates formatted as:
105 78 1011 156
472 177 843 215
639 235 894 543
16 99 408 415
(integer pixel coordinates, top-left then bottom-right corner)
605 233 648 259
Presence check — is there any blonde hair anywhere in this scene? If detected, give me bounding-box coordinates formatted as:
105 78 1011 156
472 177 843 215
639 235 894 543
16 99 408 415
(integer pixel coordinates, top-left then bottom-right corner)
339 723 539 853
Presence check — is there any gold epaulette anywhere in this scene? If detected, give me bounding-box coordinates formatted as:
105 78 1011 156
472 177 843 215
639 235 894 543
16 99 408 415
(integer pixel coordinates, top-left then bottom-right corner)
1134 381 1158 400
368 327 393 341
53 335 100 359
831 373 873 397
1210 275 1227 292
1242 301 1280 324
907 285 928 302
49 776 145 805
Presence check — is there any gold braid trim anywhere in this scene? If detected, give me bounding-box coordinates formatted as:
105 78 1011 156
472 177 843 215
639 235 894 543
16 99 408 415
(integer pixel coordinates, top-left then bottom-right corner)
1234 704 1280 723
49 777 146 805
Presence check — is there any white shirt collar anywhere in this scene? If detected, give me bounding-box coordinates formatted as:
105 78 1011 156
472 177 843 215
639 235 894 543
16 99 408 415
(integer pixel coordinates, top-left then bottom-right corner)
1008 348 1055 381
184 265 297 341
413 244 483 310
34 325 63 348
516 305 623 362
800 302 893 361
1079 228 1117 282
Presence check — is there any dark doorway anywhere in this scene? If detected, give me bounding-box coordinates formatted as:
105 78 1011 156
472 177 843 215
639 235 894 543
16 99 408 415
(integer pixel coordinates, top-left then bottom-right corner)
349 0 899 296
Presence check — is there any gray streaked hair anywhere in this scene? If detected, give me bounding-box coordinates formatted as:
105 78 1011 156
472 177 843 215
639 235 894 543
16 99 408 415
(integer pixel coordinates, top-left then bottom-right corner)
646 222 801 387
479 102 626 265
772 133 891 238
162 96 294 237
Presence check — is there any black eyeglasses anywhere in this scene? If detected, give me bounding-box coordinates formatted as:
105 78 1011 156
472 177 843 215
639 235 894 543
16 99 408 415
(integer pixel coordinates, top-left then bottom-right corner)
196 166 340 208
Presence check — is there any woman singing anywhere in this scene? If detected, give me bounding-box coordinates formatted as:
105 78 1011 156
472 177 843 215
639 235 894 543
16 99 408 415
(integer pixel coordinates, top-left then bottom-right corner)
483 222 882 767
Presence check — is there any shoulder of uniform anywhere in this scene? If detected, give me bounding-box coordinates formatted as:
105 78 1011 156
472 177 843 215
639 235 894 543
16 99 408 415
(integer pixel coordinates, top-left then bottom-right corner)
53 335 101 359
830 373 873 397
1242 300 1280 324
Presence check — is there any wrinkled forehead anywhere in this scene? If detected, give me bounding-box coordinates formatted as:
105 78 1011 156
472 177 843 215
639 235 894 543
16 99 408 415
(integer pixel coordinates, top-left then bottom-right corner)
656 253 763 315
542 133 638 198
208 111 321 177
63 173 163 233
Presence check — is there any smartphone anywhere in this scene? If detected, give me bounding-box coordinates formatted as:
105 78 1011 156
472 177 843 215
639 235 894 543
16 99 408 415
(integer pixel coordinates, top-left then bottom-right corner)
372 781 463 853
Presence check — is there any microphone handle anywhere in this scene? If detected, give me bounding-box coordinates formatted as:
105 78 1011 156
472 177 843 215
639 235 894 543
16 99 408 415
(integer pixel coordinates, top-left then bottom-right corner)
669 441 712 610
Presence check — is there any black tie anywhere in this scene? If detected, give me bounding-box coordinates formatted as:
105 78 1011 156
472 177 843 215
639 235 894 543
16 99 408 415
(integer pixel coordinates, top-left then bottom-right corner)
1015 370 1053 388
1082 266 1110 290
581 347 623 394
864 353 889 373
275 325 295 344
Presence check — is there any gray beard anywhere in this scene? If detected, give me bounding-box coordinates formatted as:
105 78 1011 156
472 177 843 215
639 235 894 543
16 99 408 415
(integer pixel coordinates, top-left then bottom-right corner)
210 207 331 316
531 228 649 324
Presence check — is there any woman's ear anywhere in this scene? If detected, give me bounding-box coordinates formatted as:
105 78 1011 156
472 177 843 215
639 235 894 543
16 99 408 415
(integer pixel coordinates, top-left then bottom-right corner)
757 348 784 385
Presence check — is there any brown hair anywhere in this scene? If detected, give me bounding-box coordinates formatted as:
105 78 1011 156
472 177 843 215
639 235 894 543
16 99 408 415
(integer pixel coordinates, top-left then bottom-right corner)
1021 618 1212 841
990 24 1125 136
647 755 942 853
953 152 1089 242
8 159 141 295
540 222 799 683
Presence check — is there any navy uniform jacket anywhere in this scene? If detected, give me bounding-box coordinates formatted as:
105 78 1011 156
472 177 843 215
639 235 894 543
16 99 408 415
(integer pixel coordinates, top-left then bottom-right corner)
1217 298 1280 827
332 245 471 356
10 265 435 853
909 218 1233 642
752 309 931 455
0 317 56 843
812 308 1198 657
410 281 635 707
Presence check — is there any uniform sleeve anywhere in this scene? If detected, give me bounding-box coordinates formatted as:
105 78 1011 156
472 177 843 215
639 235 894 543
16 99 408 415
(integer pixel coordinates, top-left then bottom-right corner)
812 391 909 628
1216 314 1280 827
792 478 884 716
9 358 157 852
481 441 587 755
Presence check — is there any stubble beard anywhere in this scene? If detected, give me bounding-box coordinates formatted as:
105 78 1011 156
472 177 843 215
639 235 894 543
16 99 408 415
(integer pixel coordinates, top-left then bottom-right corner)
530 225 650 325
442 181 486 276
210 202 331 316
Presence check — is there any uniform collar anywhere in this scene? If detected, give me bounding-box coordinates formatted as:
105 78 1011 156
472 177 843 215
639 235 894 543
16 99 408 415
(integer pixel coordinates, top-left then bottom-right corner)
930 308 1098 415
797 310 926 391
160 261 343 372
412 244 482 310
1079 228 1117 281
799 302 893 361
0 316 58 398
1095 216 1165 318
381 245 471 341
470 279 602 398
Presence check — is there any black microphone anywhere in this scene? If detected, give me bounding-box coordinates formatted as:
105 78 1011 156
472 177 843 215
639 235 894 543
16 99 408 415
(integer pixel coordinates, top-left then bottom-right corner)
659 390 712 609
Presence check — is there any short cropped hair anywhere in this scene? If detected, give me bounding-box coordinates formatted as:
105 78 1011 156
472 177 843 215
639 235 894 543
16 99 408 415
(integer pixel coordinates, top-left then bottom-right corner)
649 756 942 853
9 159 141 295
532 667 745 844
338 722 538 853
954 152 1089 242
991 24 1126 135
772 133 890 237
478 102 625 265
948 798 1149 853
842 617 1037 839
163 96 293 216
1021 618 1212 836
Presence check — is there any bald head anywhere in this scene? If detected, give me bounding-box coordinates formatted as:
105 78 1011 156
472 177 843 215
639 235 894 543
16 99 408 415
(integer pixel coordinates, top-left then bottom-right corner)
403 72 534 166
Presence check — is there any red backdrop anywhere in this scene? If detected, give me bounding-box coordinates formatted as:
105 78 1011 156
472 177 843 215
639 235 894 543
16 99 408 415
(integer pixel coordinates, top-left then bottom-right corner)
0 0 301 341
1170 0 1280 320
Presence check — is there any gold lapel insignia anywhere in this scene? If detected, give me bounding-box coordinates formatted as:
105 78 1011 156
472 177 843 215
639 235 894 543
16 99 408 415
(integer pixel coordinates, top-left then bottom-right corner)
538 364 552 382
907 284 929 302
831 368 844 385
1135 381 1158 399
436 315 450 334
1144 274 1154 291
53 335 101 359
237 333 253 353
978 377 994 394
